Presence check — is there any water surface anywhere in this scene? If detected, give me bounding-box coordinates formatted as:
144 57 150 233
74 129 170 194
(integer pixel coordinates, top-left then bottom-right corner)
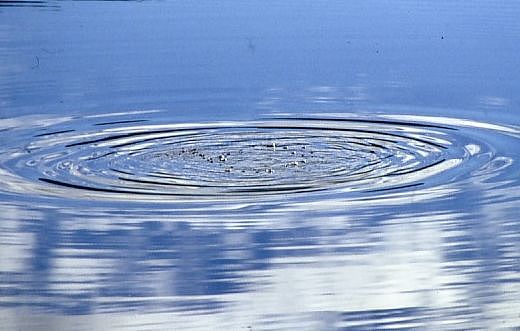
1 1 520 330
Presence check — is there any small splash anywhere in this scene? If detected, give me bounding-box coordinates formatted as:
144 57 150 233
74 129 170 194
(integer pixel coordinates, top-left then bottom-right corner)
0 112 517 203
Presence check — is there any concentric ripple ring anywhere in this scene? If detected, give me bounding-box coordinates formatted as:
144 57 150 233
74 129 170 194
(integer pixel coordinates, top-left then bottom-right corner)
0 113 517 202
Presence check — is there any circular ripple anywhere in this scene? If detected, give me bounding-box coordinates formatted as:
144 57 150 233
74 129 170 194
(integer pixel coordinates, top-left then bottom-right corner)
0 114 516 201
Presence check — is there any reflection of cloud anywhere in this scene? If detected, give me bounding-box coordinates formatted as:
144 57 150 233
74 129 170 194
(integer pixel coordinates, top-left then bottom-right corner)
306 86 340 104
239 213 460 319
383 79 407 89
0 209 494 330
307 86 336 93
0 114 73 131
478 96 509 108
0 205 37 273
50 247 112 294
257 85 371 111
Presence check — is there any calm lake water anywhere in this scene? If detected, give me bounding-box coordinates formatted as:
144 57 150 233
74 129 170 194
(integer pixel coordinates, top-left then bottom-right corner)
1 1 520 330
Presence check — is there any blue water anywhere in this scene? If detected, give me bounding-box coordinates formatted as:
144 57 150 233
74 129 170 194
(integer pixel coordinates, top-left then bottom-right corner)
1 1 520 330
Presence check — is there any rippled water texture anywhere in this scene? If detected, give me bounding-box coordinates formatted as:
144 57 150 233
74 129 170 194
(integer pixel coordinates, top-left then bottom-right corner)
1 1 520 330
1 113 517 203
